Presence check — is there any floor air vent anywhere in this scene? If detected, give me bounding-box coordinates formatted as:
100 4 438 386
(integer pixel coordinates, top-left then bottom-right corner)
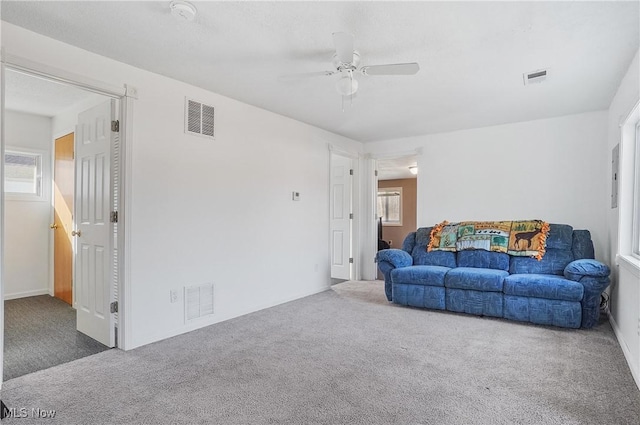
185 283 214 322
185 98 215 138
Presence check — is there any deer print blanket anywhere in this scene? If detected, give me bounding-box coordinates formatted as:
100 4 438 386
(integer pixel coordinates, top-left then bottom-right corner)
427 220 550 260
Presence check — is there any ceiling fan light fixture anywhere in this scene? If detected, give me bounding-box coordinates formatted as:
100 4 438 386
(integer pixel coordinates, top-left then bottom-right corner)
336 73 358 96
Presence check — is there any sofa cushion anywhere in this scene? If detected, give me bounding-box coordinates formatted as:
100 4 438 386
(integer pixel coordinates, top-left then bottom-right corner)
572 230 595 260
509 248 574 275
504 295 582 328
391 265 450 287
546 224 573 250
410 227 457 267
412 247 457 268
444 267 508 292
445 288 503 317
457 250 509 271
504 274 584 302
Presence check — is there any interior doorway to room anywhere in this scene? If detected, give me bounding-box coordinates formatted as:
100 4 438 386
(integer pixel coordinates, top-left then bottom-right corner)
329 153 354 284
2 69 119 380
376 155 418 277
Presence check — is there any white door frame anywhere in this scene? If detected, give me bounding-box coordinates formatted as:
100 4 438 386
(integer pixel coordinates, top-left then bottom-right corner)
366 148 423 280
328 145 361 281
0 54 135 387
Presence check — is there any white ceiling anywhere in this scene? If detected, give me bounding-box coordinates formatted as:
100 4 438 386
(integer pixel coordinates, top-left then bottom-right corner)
377 155 418 181
1 1 638 142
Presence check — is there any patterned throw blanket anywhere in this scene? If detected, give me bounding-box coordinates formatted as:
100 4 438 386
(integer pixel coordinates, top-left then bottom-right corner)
427 220 550 260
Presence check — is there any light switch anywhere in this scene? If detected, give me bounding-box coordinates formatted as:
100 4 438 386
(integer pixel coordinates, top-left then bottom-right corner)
292 191 300 201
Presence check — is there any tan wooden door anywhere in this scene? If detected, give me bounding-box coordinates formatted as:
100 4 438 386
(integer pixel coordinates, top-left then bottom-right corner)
53 133 74 305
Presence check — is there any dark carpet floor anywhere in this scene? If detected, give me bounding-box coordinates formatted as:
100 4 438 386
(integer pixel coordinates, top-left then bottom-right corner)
4 295 109 381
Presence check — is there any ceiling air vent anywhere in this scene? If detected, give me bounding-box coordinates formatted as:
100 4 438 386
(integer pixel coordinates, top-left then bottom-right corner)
185 98 215 138
523 68 549 85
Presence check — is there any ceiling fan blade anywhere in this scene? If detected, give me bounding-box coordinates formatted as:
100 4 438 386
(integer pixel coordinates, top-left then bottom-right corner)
332 32 355 64
278 70 336 81
361 63 420 76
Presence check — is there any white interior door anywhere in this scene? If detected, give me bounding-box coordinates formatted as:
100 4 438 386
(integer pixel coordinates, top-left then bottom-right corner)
75 100 115 347
330 154 353 280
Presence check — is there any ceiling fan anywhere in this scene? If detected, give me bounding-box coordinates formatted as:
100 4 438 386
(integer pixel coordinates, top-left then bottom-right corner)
287 32 420 98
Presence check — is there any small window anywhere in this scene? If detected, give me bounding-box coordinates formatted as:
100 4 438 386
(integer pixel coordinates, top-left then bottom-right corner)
377 187 402 226
4 150 43 199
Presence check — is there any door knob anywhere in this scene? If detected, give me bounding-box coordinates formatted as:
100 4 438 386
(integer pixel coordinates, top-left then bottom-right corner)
72 230 82 237
50 223 58 230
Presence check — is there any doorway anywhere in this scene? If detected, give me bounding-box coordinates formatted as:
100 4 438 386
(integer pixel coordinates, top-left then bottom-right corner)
2 66 123 381
329 152 354 282
376 155 418 277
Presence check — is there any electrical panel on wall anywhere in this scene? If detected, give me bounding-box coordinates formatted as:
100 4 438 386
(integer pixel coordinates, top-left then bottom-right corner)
185 97 215 139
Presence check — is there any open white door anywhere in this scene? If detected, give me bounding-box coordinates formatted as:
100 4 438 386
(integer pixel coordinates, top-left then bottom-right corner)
75 100 115 347
330 154 353 280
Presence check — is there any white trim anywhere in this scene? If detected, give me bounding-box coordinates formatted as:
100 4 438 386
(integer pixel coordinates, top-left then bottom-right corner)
4 289 50 301
119 95 134 350
3 53 126 99
328 143 360 159
0 60 6 389
608 312 640 390
131 284 331 350
617 254 640 278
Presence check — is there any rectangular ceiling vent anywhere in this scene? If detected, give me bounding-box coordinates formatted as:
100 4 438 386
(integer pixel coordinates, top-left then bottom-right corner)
184 283 214 323
185 98 215 139
523 68 549 85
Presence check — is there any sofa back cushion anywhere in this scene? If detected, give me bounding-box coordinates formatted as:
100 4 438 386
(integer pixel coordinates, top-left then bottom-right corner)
509 224 576 275
401 232 416 254
509 249 574 275
545 224 573 250
572 230 595 260
411 227 457 268
457 250 509 271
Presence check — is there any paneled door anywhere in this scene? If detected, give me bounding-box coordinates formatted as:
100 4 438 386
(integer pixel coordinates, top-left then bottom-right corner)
330 154 353 280
52 133 74 305
74 100 116 347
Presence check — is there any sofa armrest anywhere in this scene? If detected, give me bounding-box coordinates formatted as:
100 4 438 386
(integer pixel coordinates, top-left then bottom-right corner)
376 249 413 301
564 259 610 328
376 249 413 269
564 259 610 281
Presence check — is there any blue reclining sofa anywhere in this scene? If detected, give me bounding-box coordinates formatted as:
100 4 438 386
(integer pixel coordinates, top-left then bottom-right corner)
376 224 610 328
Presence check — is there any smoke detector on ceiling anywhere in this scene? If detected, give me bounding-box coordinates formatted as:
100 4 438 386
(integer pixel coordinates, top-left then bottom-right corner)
170 1 197 22
523 68 549 85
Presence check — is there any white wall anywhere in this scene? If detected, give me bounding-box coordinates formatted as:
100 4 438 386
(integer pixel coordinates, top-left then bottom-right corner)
3 110 52 299
606 49 640 388
1 23 362 349
366 111 609 261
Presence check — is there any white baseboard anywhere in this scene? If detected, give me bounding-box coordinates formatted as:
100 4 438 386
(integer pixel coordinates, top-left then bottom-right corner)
4 289 50 300
608 312 640 390
127 283 332 350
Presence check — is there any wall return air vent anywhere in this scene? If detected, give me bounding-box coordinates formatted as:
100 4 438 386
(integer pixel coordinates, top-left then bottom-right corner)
185 98 215 138
523 68 549 85
184 283 214 323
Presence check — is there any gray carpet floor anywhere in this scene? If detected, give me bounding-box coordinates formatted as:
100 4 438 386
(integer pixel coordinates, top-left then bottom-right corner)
1 281 638 424
4 295 109 380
